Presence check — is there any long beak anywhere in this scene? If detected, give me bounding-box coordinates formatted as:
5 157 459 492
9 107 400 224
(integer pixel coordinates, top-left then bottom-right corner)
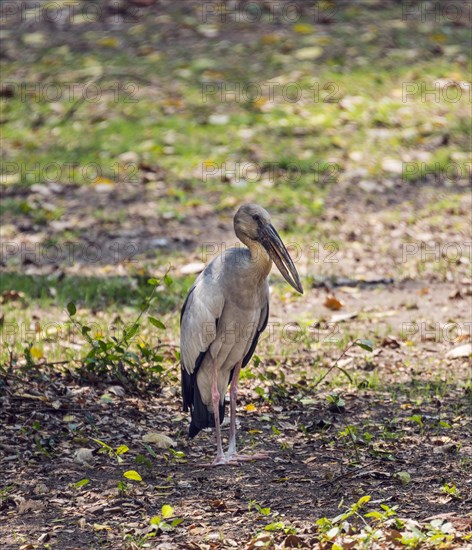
259 224 304 294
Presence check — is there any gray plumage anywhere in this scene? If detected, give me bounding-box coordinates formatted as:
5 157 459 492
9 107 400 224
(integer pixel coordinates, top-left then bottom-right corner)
180 204 303 466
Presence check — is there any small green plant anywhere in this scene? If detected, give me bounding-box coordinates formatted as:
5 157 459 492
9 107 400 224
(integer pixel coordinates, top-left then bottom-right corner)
312 495 471 548
91 438 129 464
0 485 14 506
135 454 153 469
401 519 455 547
248 500 271 516
407 414 423 429
117 480 129 495
163 448 187 463
264 521 296 534
66 272 172 387
314 338 373 389
248 500 297 541
327 393 345 411
442 482 461 499
271 425 281 436
338 425 361 462
121 506 182 547
149 505 184 531
316 496 372 543
364 503 399 523
72 478 90 490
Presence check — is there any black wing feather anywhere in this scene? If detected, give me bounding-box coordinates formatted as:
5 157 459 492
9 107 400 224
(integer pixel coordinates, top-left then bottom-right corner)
242 298 269 368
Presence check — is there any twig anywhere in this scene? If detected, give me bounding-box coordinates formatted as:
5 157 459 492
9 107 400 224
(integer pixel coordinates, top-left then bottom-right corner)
313 341 356 388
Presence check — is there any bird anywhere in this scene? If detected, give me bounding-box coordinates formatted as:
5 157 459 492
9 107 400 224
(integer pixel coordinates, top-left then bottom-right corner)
180 204 303 466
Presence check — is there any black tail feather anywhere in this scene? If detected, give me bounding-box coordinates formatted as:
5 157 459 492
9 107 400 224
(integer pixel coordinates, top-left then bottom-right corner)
188 384 226 438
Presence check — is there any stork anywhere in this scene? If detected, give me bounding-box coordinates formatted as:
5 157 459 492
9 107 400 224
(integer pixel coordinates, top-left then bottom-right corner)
180 204 303 466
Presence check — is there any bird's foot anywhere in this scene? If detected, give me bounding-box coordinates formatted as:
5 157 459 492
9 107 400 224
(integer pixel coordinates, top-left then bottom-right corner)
212 455 228 467
226 451 271 463
198 452 270 467
197 455 237 467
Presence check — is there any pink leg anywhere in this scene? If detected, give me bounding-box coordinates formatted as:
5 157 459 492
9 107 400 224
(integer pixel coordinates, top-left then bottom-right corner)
226 362 270 464
211 358 226 466
226 361 242 458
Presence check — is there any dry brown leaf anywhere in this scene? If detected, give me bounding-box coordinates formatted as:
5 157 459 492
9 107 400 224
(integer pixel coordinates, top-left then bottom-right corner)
1 290 26 304
284 534 304 548
449 289 463 300
209 499 227 510
382 336 400 348
324 295 343 310
18 499 44 514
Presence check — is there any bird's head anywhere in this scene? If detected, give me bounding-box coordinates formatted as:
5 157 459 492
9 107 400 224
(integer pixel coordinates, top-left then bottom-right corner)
234 203 303 294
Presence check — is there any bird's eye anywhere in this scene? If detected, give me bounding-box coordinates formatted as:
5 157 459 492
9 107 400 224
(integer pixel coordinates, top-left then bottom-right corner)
252 214 261 223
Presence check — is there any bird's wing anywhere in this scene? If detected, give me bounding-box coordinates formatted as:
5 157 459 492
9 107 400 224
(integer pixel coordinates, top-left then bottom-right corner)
180 272 225 376
242 292 269 368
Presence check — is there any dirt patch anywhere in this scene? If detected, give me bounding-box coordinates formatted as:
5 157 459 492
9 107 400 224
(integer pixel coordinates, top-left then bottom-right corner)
1 357 471 548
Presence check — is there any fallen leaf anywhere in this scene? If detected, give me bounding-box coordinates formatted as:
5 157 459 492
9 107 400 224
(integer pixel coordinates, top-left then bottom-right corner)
284 534 304 547
331 311 357 323
324 295 343 310
23 32 46 45
338 286 360 294
74 448 96 466
180 262 205 275
338 357 353 369
261 34 280 45
446 343 472 359
209 499 226 510
292 23 314 34
96 37 119 48
358 180 380 193
394 471 411 484
382 158 404 174
385 529 403 543
18 499 44 514
37 533 50 544
1 290 26 304
30 346 43 359
93 523 111 531
208 114 229 125
108 385 125 397
142 433 176 448
433 443 457 454
123 470 142 481
381 336 400 348
295 46 323 60
369 310 399 318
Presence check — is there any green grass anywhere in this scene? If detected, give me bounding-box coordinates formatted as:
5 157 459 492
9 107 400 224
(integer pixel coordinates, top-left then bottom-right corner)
0 272 192 311
2 31 470 197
